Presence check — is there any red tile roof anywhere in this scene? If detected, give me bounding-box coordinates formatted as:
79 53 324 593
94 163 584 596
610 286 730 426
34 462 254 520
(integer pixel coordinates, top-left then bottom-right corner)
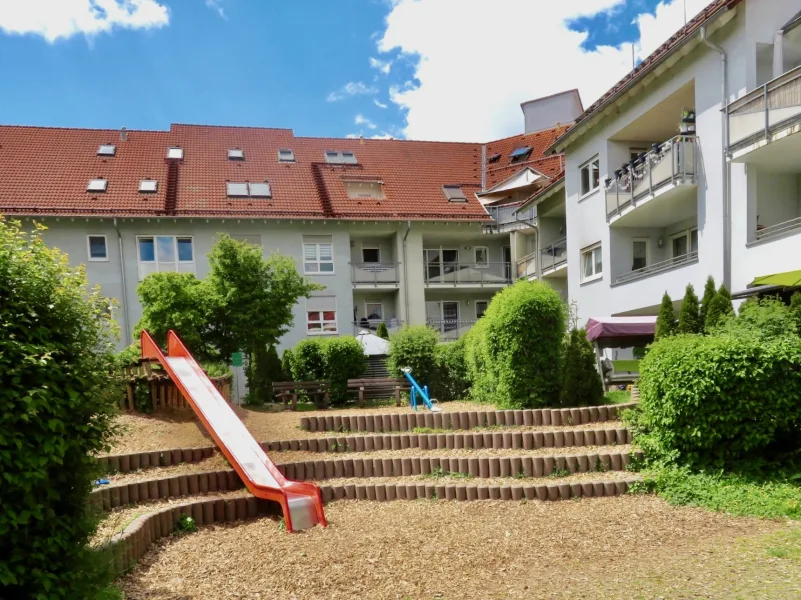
484 125 570 189
0 123 494 221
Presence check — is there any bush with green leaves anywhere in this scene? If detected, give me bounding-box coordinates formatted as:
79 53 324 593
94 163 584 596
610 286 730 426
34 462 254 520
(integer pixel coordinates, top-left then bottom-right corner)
699 275 717 327
463 317 494 404
560 328 604 407
704 284 734 331
322 336 367 404
375 322 389 340
634 333 801 467
387 325 439 385
290 339 328 382
281 348 294 381
480 280 565 408
677 283 702 334
655 292 677 339
0 220 120 598
716 296 799 340
789 291 801 336
431 339 469 401
245 345 284 405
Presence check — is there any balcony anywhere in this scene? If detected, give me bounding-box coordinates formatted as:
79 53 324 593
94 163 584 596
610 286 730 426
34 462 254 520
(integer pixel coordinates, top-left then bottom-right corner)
756 216 801 242
424 262 512 287
482 204 536 234
614 251 698 285
728 65 801 160
605 136 697 224
350 263 400 287
515 237 567 280
427 319 477 341
352 318 404 336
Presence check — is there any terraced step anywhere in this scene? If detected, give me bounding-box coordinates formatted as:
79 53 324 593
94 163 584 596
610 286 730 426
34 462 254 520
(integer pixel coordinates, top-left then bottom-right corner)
300 403 637 433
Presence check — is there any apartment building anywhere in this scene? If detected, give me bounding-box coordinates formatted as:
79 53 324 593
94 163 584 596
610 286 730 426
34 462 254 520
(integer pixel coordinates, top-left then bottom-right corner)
0 96 577 350
542 0 801 321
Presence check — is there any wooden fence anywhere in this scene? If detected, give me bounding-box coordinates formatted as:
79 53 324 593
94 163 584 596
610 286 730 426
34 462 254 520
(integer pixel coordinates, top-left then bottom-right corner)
120 361 232 412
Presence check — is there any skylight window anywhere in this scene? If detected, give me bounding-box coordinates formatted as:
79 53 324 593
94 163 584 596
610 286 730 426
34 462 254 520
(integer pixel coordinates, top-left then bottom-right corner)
228 148 244 160
487 153 501 164
341 151 357 164
226 182 249 197
139 180 158 193
442 185 466 202
87 179 108 192
325 151 358 165
226 182 272 198
510 146 532 162
248 182 272 198
97 144 116 156
278 149 295 162
167 147 184 160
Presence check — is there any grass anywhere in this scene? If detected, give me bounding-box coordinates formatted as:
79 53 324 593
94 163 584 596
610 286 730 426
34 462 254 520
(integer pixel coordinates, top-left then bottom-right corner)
612 359 640 373
604 390 632 404
548 467 571 479
420 466 473 480
763 528 801 561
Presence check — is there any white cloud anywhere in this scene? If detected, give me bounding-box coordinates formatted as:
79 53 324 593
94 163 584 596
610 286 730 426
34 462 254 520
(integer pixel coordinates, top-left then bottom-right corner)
205 0 227 18
377 0 711 141
374 98 389 109
326 81 379 102
355 114 378 129
369 56 393 74
0 0 170 43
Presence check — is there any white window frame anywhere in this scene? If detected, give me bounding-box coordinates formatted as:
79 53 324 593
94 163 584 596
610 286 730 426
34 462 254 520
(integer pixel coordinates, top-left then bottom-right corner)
139 179 158 193
580 242 603 283
424 247 459 281
632 238 650 271
579 156 601 199
361 245 381 264
278 149 295 162
87 178 108 192
87 235 109 262
303 240 335 275
167 147 184 160
364 301 384 321
475 300 489 319
474 246 490 268
306 308 338 335
136 235 196 280
669 227 698 259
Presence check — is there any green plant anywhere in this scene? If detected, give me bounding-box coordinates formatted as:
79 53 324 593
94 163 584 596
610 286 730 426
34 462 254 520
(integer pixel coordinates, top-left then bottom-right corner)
0 219 121 598
604 390 631 404
244 345 283 405
700 275 717 327
321 336 366 405
431 339 469 401
291 339 327 381
704 284 735 332
549 467 571 478
376 321 389 340
115 341 142 368
718 296 799 340
175 513 198 534
560 328 604 407
514 470 527 480
789 292 801 336
203 361 232 378
677 283 702 334
655 292 677 339
133 380 153 413
412 427 446 434
594 458 607 472
632 346 648 359
281 348 294 381
423 466 448 479
463 317 494 405
386 325 439 385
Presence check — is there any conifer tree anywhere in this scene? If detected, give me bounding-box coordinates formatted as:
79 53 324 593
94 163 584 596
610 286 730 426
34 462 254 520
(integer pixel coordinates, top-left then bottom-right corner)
655 292 677 340
677 283 702 334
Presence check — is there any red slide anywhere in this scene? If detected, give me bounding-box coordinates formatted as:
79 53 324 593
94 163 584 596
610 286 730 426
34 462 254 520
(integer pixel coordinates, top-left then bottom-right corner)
141 330 327 532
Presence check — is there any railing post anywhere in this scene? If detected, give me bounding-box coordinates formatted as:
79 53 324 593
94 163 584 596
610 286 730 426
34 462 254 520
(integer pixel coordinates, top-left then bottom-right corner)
648 152 653 196
763 83 769 140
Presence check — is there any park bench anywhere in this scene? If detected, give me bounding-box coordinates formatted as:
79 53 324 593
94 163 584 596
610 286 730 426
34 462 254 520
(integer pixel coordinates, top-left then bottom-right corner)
347 377 411 407
271 381 330 410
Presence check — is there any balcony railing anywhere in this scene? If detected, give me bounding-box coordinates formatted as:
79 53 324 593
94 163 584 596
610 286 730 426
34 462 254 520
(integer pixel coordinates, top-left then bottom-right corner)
605 135 697 220
483 204 536 233
350 263 400 286
427 319 477 340
728 65 801 151
541 237 567 274
756 216 801 242
516 251 537 279
352 319 404 336
424 262 512 286
614 251 698 285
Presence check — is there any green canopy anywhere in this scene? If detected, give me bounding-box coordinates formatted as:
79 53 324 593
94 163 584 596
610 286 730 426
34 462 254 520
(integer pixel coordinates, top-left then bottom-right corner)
750 270 801 288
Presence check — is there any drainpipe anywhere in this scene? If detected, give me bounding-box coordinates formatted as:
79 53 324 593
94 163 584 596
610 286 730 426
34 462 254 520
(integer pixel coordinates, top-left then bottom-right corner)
402 221 411 325
113 218 131 346
701 26 731 290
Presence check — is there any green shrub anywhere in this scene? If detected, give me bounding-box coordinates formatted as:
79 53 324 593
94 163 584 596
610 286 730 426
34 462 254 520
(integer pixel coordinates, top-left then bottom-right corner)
704 284 734 331
203 361 232 378
290 339 327 382
699 275 717 327
718 296 798 340
386 325 439 385
560 328 604 407
0 220 120 598
789 292 801 336
481 280 565 408
431 340 469 401
322 336 366 405
376 322 389 340
635 333 801 466
115 341 142 368
245 345 283 405
463 317 494 404
655 292 677 339
677 283 702 334
281 348 294 381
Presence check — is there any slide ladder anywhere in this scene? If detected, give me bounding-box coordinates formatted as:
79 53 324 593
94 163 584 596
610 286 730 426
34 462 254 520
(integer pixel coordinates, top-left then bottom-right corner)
401 367 441 413
141 330 326 532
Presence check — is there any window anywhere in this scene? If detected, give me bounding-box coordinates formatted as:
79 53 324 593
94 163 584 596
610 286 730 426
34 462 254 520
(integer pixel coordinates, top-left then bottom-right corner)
139 180 158 193
344 181 384 199
365 302 383 320
167 147 184 160
278 149 295 162
474 246 489 268
303 236 334 274
579 156 600 197
136 236 195 280
426 301 459 333
325 150 358 164
87 235 108 261
475 300 489 319
510 146 532 163
87 178 107 192
424 248 458 281
670 228 698 259
306 295 337 334
487 153 501 164
629 148 647 162
248 182 272 198
442 185 466 202
226 182 272 198
581 243 602 282
227 148 244 160
226 182 249 197
97 144 116 156
341 151 357 164
362 246 380 264
632 238 649 271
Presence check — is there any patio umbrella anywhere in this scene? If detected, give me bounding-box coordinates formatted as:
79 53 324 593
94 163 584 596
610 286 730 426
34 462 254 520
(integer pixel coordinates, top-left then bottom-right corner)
750 270 801 288
355 330 390 356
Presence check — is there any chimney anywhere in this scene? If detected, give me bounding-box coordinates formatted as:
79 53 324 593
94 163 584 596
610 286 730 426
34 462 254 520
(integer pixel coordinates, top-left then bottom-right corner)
359 135 364 145
120 127 128 141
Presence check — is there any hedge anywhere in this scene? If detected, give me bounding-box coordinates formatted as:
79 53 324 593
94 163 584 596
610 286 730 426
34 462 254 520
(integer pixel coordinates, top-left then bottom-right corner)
386 325 439 385
290 337 365 405
431 339 470 401
560 328 604 407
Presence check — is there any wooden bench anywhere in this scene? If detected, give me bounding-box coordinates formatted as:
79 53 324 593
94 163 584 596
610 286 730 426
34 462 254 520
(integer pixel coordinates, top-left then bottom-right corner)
347 377 411 407
271 381 330 410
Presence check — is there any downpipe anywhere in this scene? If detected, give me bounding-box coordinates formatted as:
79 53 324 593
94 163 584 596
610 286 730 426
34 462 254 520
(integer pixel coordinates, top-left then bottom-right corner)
113 218 131 346
402 221 411 324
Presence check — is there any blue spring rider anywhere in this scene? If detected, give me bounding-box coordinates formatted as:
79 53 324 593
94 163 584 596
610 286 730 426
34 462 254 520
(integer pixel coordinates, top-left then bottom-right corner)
401 367 442 412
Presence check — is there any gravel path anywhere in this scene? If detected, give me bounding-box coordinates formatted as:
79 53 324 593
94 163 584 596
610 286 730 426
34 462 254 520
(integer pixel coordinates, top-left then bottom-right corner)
318 469 635 487
106 453 231 484
120 495 795 600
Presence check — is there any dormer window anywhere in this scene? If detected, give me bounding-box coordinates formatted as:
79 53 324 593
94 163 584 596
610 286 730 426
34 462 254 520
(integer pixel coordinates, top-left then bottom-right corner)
510 147 532 163
97 144 116 156
87 178 108 192
278 149 295 162
228 148 244 160
487 153 501 164
139 180 158 193
325 150 358 165
167 147 184 160
344 181 384 199
442 185 466 202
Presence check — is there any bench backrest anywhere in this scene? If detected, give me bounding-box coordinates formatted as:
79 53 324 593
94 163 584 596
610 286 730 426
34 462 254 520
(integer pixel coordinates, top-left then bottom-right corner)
271 381 329 391
347 378 409 388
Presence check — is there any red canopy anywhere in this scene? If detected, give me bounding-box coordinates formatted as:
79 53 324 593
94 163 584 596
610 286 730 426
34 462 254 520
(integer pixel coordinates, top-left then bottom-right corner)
585 316 656 342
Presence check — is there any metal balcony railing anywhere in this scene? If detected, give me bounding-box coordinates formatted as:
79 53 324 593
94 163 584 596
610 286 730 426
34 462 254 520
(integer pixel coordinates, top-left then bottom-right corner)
605 135 697 220
727 65 801 151
614 251 698 285
426 319 477 340
350 263 400 286
424 262 512 285
352 319 404 335
485 204 535 225
756 216 801 241
541 237 567 273
516 251 537 279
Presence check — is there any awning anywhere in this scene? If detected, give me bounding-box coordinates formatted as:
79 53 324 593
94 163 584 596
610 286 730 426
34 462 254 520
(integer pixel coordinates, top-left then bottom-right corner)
749 270 801 288
585 316 656 342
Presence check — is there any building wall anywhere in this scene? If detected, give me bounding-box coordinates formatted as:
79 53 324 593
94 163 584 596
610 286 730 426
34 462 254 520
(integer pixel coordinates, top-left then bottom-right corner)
521 92 583 134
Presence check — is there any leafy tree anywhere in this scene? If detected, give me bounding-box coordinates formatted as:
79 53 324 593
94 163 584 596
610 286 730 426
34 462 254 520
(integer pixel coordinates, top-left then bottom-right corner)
560 328 604 406
0 219 120 598
699 275 716 328
790 292 801 336
245 345 284 405
375 321 389 340
704 284 735 332
677 283 702 334
655 292 677 340
386 325 440 385
281 348 294 381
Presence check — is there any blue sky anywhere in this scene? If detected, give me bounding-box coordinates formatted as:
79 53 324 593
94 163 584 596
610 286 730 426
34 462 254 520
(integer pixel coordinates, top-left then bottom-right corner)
0 0 695 141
